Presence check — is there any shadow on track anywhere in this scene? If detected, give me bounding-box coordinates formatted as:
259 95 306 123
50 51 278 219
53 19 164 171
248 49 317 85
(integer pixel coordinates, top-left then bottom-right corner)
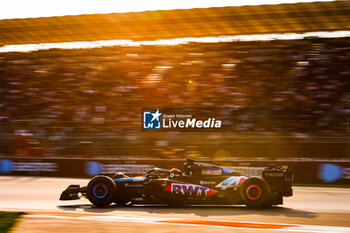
57 204 317 218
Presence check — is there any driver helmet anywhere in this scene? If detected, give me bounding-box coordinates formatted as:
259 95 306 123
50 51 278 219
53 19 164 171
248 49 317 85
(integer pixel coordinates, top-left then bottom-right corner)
169 168 182 178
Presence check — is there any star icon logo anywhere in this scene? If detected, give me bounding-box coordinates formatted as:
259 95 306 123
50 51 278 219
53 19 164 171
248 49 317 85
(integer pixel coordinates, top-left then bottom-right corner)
150 109 162 122
143 109 162 129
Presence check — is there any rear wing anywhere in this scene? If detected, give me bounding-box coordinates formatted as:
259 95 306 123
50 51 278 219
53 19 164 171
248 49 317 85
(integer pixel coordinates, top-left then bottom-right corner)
262 165 294 197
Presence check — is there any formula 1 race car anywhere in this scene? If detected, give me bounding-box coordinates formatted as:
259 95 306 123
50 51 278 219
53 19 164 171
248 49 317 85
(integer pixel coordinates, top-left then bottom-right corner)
60 159 293 208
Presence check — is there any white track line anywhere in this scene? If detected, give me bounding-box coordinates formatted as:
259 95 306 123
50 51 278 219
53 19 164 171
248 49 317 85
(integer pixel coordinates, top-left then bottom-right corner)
23 212 350 233
296 190 350 194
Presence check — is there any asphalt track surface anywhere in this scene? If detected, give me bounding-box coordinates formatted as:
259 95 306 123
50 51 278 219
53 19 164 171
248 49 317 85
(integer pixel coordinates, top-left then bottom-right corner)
1 176 350 233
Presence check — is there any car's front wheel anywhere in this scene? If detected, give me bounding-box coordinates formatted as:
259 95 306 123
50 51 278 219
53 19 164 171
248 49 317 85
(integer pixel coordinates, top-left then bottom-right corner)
87 175 116 207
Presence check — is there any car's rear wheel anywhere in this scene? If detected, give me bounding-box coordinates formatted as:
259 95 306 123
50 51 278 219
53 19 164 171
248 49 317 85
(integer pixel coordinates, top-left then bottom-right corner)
87 175 116 207
240 177 272 208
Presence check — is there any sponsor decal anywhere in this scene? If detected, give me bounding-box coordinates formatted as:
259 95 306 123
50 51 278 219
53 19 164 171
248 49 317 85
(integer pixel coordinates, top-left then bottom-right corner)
125 183 143 188
225 166 265 177
216 176 247 190
194 162 212 167
165 182 217 197
201 168 222 176
200 180 216 185
169 171 182 178
265 172 284 177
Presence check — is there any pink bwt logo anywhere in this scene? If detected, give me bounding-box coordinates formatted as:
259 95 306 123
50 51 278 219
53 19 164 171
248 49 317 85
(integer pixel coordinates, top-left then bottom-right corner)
165 182 217 197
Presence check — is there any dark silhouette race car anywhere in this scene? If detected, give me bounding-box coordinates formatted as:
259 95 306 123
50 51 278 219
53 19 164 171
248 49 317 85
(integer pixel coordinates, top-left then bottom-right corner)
60 159 293 208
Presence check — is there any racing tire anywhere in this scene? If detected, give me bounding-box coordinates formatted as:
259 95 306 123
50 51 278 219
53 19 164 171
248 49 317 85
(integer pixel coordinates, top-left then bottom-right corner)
87 175 117 207
239 177 272 209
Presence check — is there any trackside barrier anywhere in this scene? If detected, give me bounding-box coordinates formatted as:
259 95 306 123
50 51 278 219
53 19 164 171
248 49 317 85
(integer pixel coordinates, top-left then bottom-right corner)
0 157 350 185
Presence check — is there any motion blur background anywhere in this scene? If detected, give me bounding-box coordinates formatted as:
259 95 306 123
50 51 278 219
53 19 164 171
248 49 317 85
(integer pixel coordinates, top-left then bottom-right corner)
0 0 349 162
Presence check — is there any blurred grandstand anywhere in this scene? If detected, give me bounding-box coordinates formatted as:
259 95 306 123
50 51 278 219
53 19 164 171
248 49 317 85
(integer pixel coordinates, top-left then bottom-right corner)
0 1 349 159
